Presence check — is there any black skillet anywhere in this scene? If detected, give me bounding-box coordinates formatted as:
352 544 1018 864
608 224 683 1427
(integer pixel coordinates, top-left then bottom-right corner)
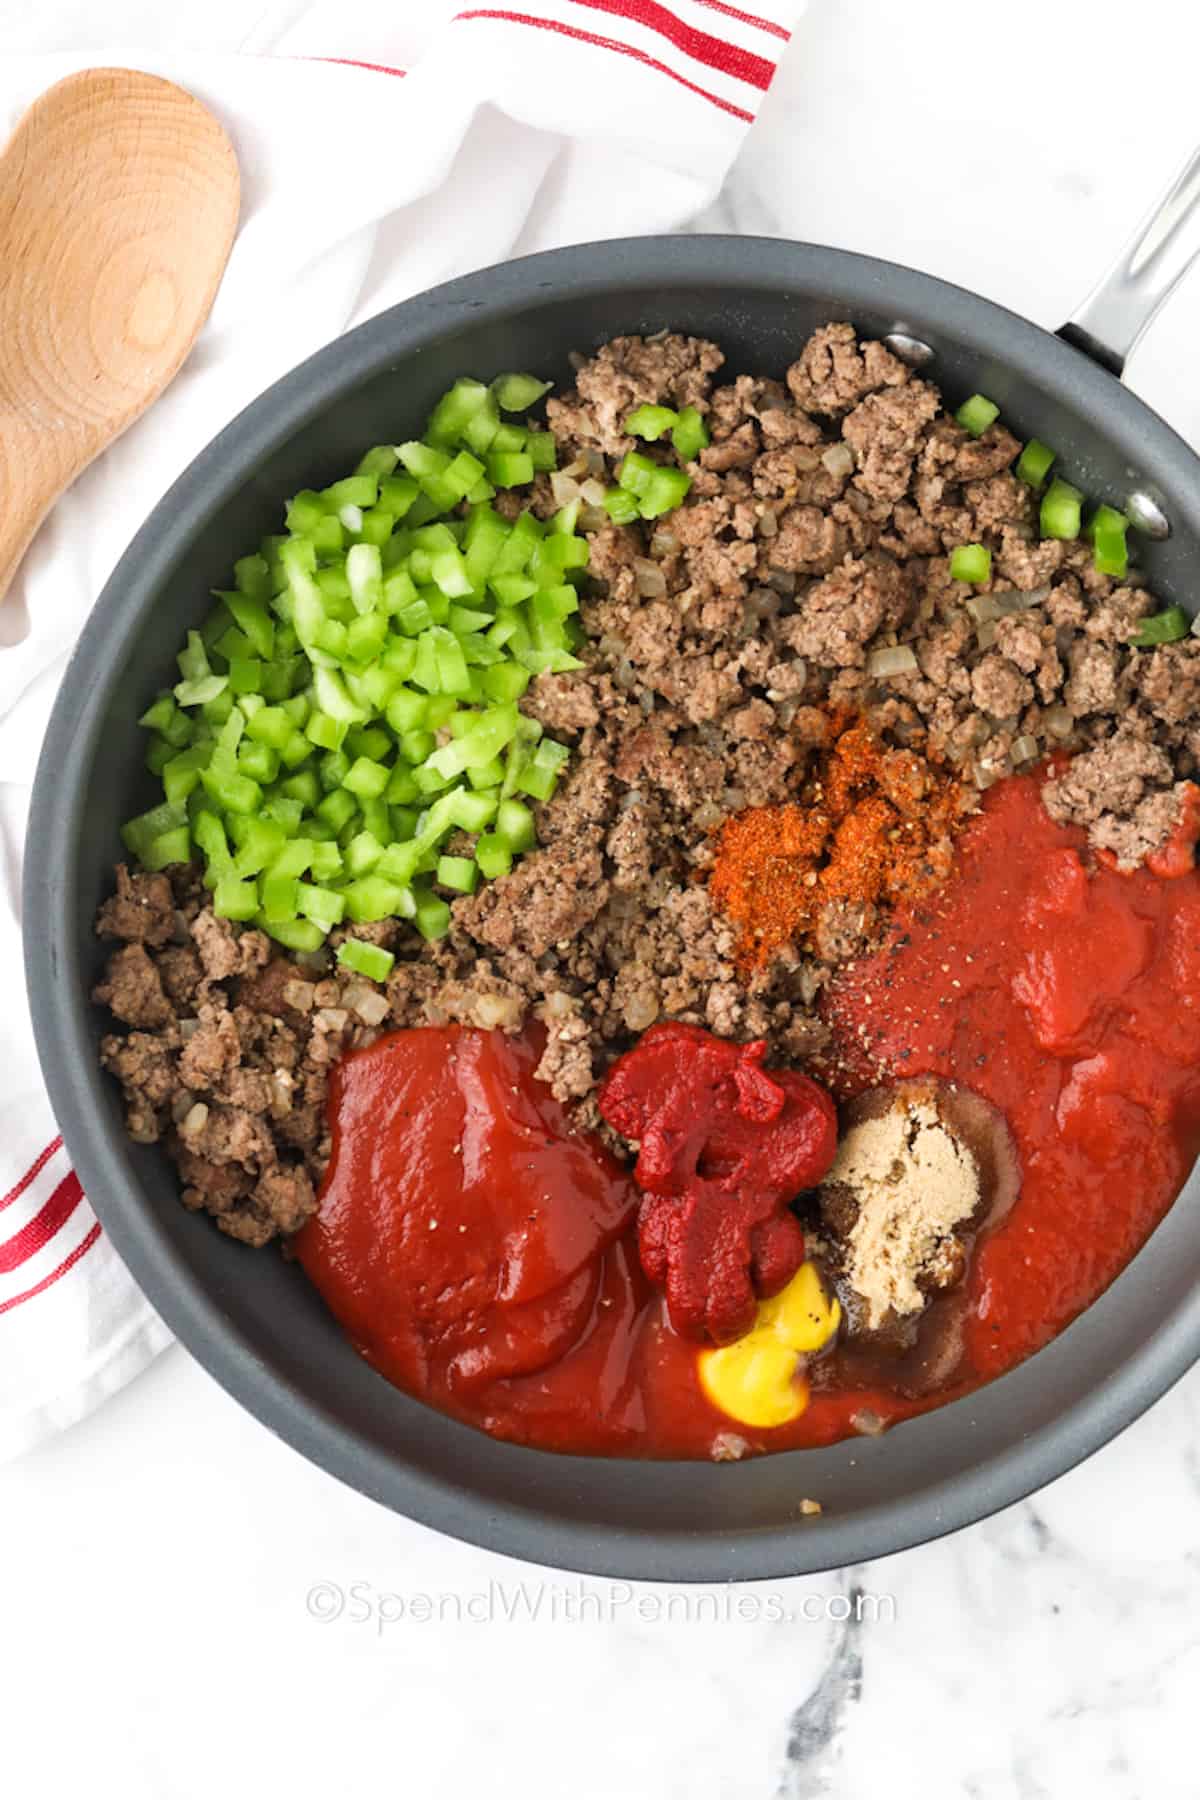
24 149 1200 1579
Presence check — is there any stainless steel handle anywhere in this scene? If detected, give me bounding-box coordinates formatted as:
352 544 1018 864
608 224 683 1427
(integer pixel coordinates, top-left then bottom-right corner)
1059 145 1200 378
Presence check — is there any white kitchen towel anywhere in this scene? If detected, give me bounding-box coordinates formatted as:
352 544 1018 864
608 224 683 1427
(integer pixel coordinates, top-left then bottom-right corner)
0 0 802 1462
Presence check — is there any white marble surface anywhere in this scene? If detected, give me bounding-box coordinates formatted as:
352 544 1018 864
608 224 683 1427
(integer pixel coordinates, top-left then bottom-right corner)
4 3 1200 1795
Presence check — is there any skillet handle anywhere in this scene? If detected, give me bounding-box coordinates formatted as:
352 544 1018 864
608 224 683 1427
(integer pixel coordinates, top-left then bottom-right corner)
1058 145 1200 378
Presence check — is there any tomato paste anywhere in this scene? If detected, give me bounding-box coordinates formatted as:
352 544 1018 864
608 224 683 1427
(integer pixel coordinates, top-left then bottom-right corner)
297 770 1200 1459
597 1024 837 1343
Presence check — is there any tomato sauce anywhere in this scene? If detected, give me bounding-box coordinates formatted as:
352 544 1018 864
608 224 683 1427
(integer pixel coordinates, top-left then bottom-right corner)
824 770 1200 1388
297 771 1200 1458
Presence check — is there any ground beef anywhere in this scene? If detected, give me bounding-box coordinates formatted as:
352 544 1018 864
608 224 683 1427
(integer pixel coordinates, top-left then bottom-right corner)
96 865 176 947
782 555 911 668
785 323 909 416
177 1003 242 1090
1042 734 1184 869
457 842 609 959
843 381 941 504
545 332 724 457
96 322 1198 1242
970 652 1033 720
95 868 388 1244
93 944 175 1031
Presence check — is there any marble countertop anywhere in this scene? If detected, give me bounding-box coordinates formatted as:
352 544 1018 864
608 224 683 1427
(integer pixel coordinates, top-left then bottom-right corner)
4 3 1200 1795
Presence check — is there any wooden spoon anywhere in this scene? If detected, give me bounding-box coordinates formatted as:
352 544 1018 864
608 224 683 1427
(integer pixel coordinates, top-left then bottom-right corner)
0 68 239 605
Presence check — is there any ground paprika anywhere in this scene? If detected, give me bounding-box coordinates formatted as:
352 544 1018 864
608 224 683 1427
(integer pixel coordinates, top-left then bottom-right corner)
708 709 969 970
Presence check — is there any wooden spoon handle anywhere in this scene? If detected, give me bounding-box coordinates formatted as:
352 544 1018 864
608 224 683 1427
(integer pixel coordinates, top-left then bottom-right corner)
0 415 85 603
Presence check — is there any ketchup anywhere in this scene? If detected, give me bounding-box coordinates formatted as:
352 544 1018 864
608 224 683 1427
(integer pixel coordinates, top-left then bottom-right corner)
294 1027 642 1449
597 1023 837 1343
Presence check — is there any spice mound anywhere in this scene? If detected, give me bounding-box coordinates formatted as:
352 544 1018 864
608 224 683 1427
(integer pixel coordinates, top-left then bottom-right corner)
815 1079 1018 1336
708 710 970 971
597 1022 838 1344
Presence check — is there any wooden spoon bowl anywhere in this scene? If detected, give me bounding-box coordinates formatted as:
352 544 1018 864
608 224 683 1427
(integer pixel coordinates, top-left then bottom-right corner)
0 68 240 604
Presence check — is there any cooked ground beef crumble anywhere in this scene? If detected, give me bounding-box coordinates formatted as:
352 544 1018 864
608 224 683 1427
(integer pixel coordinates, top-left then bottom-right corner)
95 323 1200 1245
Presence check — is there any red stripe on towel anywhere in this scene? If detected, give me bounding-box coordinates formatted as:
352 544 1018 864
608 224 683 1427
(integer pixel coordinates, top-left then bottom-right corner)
0 1219 102 1317
567 0 775 89
454 10 757 121
689 0 790 41
0 1171 85 1275
314 57 408 77
0 1136 62 1215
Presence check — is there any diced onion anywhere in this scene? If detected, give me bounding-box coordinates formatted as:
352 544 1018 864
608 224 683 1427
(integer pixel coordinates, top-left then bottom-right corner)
650 528 679 559
798 964 824 1005
315 1007 349 1032
580 477 607 505
1044 705 1075 740
851 1408 886 1437
821 442 855 478
975 620 997 651
1012 734 1040 764
180 1102 209 1139
966 595 1001 625
541 991 576 1020
475 993 521 1030
283 980 315 1013
343 980 389 1026
623 992 660 1032
866 644 919 678
550 470 581 505
583 448 607 478
633 557 667 597
178 1017 200 1041
747 586 781 621
580 504 608 531
758 507 778 538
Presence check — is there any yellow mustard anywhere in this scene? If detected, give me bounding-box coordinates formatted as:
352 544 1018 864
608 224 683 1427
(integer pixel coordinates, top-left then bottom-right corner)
697 1261 841 1429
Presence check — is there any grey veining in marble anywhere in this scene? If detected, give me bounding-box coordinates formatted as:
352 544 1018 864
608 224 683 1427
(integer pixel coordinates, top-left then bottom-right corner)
777 1571 865 1798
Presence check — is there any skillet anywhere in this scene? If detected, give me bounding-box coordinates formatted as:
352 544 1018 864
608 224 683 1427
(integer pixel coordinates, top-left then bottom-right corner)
23 150 1200 1580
